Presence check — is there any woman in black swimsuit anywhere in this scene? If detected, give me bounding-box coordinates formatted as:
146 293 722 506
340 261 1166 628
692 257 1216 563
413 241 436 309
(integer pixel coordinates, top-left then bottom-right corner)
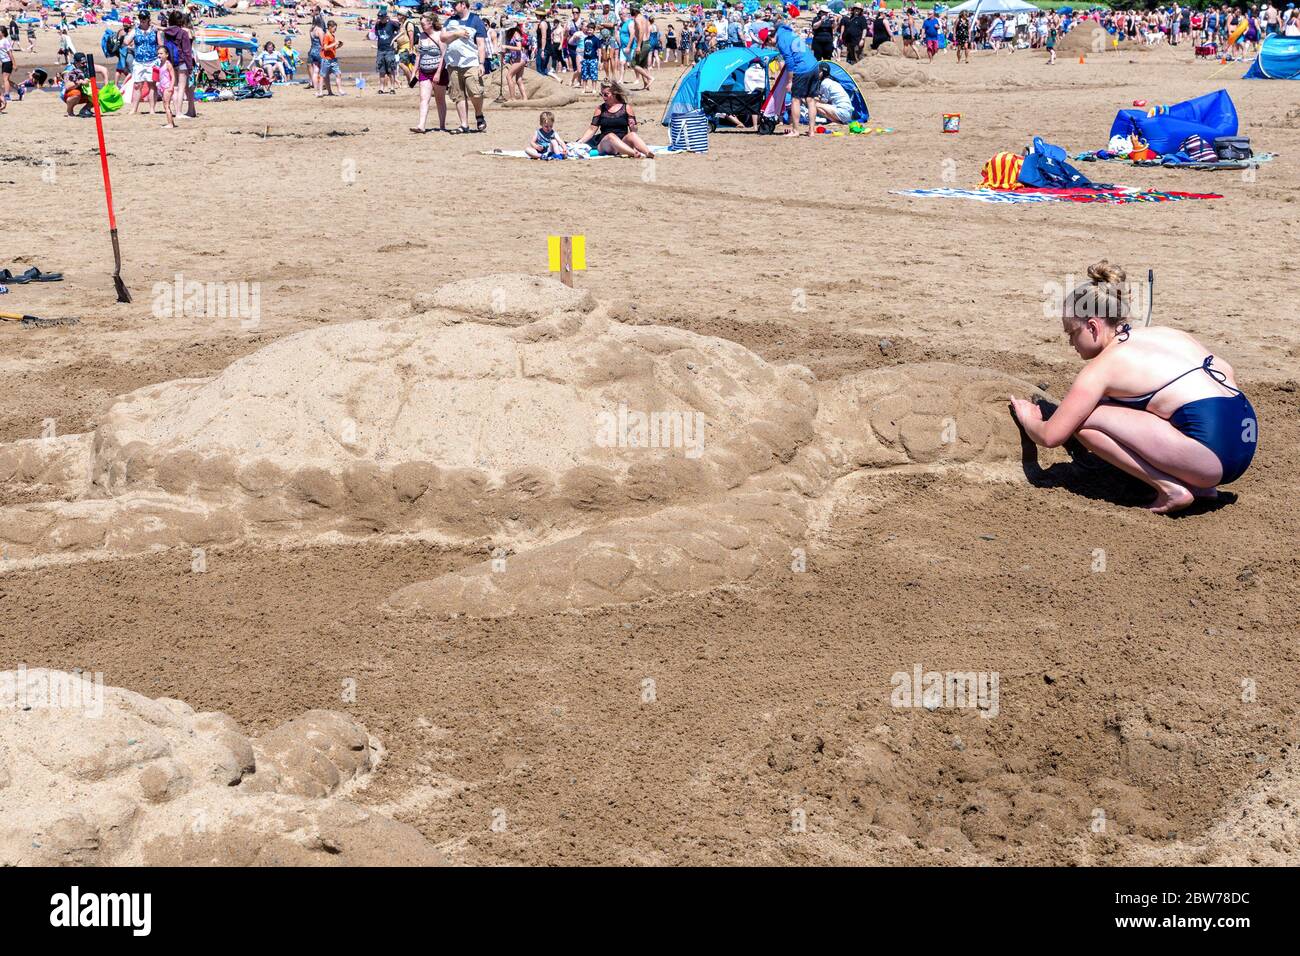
577 80 654 157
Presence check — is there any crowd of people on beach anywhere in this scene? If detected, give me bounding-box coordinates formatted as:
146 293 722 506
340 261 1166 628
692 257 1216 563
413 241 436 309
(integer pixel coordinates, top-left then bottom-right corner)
3 0 1298 122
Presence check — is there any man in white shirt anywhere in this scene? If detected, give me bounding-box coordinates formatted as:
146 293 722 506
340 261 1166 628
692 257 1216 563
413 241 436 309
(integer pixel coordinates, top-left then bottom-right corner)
444 0 487 134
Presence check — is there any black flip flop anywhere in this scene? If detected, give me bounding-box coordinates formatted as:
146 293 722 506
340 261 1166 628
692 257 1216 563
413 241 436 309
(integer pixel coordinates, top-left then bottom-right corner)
0 269 31 285
448 126 471 135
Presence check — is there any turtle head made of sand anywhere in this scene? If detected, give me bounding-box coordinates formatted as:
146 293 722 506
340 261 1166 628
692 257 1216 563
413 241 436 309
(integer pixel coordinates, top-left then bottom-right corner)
0 274 1054 616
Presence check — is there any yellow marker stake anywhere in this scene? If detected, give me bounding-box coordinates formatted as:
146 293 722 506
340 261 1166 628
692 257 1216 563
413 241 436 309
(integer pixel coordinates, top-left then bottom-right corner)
547 235 587 287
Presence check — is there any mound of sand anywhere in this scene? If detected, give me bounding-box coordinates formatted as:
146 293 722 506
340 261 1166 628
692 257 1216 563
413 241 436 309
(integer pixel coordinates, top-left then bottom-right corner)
410 272 597 323
0 669 443 866
850 58 937 89
93 297 815 489
500 69 580 109
1056 26 1154 56
0 275 817 566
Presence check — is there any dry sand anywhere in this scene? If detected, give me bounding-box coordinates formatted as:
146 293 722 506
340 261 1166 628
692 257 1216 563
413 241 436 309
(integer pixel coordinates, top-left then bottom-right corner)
2 23 1299 865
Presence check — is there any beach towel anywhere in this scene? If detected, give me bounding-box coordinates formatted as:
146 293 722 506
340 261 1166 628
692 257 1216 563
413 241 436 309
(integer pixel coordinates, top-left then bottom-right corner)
893 187 1222 205
979 152 1024 190
480 145 674 160
1076 150 1275 170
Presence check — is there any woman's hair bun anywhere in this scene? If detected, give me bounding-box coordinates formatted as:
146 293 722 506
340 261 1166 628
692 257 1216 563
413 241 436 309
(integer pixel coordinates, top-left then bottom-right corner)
1086 260 1127 287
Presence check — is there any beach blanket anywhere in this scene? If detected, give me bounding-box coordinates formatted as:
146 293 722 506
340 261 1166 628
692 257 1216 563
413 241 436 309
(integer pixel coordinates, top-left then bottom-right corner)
893 187 1222 205
480 145 674 160
1075 151 1275 170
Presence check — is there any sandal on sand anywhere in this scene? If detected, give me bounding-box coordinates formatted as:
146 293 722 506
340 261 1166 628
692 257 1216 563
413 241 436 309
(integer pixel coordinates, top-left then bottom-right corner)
475 115 487 132
448 126 471 134
409 127 426 134
0 268 62 284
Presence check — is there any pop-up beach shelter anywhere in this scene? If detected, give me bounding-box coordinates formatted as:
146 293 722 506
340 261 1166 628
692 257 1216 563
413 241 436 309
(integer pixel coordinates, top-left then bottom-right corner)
1244 35 1300 79
662 46 783 125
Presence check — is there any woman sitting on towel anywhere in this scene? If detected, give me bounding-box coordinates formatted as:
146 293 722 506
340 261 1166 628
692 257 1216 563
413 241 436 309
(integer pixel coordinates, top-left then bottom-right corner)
1010 261 1258 513
577 80 654 158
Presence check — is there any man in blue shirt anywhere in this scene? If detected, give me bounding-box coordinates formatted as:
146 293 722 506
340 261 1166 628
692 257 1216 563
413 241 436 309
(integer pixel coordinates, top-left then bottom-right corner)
921 11 940 62
776 11 819 137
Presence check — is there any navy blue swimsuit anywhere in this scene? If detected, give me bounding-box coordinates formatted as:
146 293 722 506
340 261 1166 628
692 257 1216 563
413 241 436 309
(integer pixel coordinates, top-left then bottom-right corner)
1106 335 1258 484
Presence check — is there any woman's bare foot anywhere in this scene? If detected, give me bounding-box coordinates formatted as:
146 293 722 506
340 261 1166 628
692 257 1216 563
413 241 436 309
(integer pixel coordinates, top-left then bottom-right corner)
1149 481 1195 514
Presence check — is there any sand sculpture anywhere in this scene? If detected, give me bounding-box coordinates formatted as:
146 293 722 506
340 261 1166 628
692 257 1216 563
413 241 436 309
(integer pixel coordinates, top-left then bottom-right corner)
0 274 1060 617
0 668 443 865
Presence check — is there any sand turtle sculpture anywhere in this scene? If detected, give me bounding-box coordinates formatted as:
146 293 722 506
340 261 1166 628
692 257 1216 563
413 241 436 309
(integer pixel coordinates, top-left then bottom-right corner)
0 274 1063 617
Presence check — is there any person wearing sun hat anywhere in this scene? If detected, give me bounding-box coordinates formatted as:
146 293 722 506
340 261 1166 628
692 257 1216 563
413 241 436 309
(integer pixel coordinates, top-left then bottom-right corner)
840 3 868 63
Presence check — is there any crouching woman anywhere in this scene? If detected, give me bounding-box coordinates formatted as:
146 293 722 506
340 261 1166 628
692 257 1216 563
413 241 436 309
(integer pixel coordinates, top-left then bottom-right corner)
1010 261 1258 513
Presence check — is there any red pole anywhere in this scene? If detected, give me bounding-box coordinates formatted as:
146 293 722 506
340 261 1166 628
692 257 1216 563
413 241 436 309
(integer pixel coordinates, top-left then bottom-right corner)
86 54 131 303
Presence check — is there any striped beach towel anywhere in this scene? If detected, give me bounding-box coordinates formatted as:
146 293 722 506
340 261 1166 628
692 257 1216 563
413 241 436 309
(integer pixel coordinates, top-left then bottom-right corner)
979 152 1024 190
893 187 1222 205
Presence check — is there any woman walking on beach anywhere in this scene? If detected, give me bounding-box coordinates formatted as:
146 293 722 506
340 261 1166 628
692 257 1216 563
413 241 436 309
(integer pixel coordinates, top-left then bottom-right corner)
955 11 971 63
1010 261 1258 513
410 13 450 133
309 11 325 95
502 22 530 101
0 26 15 105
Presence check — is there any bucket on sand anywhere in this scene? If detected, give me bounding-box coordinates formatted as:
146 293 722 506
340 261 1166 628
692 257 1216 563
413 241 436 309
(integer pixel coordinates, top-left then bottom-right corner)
942 113 961 133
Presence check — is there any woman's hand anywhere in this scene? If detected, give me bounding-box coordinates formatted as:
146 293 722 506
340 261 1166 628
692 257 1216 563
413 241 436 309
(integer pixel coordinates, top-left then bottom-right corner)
1008 395 1043 441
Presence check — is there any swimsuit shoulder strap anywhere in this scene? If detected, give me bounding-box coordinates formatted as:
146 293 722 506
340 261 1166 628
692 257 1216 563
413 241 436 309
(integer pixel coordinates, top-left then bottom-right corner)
1199 354 1243 395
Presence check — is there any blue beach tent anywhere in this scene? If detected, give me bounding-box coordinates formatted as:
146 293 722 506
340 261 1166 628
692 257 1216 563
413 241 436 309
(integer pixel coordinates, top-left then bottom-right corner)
1244 35 1300 79
1107 89 1238 156
663 48 869 127
662 46 783 125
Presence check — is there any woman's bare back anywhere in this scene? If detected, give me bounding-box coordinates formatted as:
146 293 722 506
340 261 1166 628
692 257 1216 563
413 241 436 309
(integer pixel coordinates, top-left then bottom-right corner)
1091 326 1239 418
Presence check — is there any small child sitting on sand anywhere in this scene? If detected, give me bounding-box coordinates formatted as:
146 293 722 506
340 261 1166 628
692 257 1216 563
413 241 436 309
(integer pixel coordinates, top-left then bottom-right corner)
526 111 568 160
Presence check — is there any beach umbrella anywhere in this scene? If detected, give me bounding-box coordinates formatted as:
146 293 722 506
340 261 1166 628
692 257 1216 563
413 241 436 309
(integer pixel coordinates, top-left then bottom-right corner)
946 0 1041 13
196 26 259 51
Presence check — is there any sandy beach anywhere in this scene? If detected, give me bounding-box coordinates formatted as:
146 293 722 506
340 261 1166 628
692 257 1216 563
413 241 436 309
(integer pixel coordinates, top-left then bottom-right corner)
1 14 1298 867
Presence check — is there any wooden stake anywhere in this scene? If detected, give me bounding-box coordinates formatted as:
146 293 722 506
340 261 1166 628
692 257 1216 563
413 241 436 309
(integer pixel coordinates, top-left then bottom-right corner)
560 236 573 287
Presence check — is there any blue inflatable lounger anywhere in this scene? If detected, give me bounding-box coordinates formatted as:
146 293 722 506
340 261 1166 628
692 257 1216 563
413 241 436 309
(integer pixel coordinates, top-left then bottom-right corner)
1107 89 1238 156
